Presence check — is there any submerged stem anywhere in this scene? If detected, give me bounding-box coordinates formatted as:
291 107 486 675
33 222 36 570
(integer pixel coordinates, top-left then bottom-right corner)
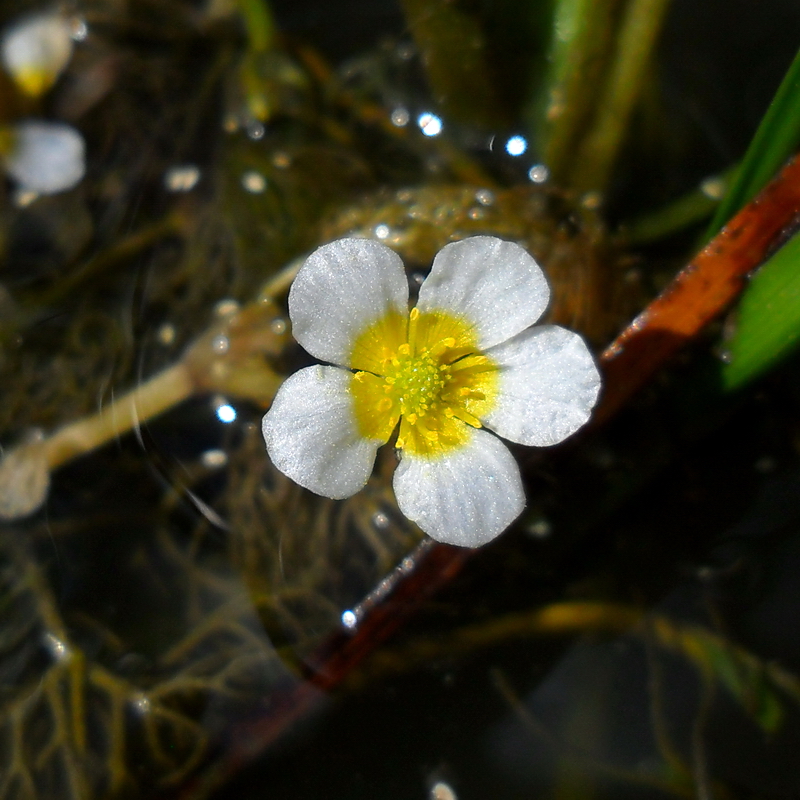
0 266 295 521
569 0 672 194
536 0 624 184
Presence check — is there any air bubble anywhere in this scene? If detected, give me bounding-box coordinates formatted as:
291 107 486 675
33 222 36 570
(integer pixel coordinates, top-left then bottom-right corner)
528 164 549 184
211 335 230 354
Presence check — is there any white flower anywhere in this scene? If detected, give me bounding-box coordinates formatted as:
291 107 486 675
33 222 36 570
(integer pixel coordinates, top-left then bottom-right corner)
262 236 601 547
0 121 85 194
1 11 74 97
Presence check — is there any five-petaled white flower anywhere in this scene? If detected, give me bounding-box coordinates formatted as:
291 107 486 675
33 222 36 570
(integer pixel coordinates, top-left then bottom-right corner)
262 236 601 547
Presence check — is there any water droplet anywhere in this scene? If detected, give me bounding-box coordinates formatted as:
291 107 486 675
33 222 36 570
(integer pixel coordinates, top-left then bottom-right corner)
215 403 236 423
373 511 390 529
211 335 230 354
157 323 176 346
201 449 228 468
131 694 151 714
341 610 357 629
418 112 443 137
43 632 70 660
222 113 240 133
69 17 88 41
431 782 458 800
214 299 240 317
475 189 494 205
700 175 725 199
13 189 38 207
391 107 410 127
581 191 602 210
374 223 390 240
396 41 415 60
526 518 552 539
246 120 265 140
505 135 527 156
241 170 267 193
270 317 287 334
164 164 200 192
528 164 549 184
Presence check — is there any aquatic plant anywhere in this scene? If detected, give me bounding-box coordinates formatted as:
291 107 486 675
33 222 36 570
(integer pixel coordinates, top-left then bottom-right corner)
0 0 799 798
263 236 599 545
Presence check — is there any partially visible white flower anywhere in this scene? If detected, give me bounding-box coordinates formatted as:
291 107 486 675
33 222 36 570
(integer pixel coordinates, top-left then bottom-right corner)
262 236 601 547
0 121 85 194
1 11 74 97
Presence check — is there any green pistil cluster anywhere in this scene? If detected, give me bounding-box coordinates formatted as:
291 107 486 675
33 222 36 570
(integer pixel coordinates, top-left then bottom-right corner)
387 344 449 424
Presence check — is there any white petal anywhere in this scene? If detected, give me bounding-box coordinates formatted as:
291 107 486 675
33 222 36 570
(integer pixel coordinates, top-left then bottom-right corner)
483 325 600 447
262 365 379 499
416 236 550 349
289 238 409 366
2 12 73 96
3 121 85 193
393 428 524 547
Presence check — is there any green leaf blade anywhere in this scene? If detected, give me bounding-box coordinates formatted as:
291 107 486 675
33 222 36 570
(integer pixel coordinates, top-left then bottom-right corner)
723 231 800 390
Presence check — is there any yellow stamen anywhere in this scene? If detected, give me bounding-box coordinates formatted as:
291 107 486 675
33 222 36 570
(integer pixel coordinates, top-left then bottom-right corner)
350 308 498 457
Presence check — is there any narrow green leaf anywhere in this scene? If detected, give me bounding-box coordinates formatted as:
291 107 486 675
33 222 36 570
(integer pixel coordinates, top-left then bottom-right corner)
706 46 800 238
619 169 731 245
722 231 800 390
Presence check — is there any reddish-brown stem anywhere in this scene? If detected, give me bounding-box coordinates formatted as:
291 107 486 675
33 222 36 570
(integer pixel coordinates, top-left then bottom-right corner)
595 154 800 423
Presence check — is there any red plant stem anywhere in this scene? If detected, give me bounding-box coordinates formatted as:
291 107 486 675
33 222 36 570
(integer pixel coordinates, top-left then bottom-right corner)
595 154 800 423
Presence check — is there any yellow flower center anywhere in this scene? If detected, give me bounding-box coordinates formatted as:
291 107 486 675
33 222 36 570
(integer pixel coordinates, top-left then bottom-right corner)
349 307 498 457
13 67 56 98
